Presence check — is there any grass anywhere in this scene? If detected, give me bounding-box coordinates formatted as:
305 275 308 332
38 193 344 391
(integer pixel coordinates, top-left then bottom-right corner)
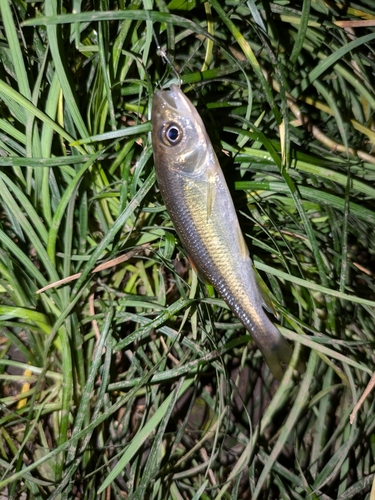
0 0 375 498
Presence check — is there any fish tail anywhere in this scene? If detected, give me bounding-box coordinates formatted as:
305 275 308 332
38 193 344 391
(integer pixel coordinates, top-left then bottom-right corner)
260 336 292 380
259 335 304 381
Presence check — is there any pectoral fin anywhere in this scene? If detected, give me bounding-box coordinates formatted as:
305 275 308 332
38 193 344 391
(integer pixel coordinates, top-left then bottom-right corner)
205 166 216 220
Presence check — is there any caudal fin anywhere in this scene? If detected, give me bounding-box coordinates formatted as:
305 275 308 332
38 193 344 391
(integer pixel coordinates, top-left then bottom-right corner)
261 337 304 380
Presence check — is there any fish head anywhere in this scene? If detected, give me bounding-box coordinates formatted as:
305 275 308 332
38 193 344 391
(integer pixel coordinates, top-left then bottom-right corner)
151 85 211 177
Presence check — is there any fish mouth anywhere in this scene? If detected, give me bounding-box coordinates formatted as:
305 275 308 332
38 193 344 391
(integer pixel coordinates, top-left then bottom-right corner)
155 85 192 116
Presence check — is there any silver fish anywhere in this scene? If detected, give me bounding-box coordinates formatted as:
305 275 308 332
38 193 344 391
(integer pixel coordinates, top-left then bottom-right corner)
151 84 294 379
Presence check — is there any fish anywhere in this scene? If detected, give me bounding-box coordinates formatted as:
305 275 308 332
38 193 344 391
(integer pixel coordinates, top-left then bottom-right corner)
151 84 294 380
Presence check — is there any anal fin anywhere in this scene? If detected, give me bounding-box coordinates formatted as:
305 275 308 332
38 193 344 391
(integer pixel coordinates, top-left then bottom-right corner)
254 267 278 317
235 225 249 260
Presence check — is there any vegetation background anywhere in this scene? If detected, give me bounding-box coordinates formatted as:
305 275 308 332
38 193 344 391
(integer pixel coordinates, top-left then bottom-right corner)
0 0 375 498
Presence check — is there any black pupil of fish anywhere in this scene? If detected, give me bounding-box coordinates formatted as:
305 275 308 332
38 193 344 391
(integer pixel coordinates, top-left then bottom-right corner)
166 126 180 143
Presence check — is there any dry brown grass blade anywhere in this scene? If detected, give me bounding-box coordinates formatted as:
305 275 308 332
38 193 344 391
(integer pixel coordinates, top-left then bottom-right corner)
270 80 375 165
350 371 375 424
35 245 150 294
287 97 375 164
334 20 375 27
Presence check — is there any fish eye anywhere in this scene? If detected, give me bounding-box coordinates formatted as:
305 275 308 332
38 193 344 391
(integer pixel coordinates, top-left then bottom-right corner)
161 122 183 146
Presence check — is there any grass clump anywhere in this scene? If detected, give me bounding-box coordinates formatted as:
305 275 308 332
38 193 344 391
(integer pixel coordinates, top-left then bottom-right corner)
0 0 375 498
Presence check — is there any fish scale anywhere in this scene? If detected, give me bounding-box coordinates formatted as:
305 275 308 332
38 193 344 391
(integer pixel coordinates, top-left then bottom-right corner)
151 84 296 379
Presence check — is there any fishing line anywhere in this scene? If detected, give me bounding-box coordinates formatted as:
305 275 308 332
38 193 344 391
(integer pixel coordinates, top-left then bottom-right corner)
152 24 206 101
152 26 182 88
